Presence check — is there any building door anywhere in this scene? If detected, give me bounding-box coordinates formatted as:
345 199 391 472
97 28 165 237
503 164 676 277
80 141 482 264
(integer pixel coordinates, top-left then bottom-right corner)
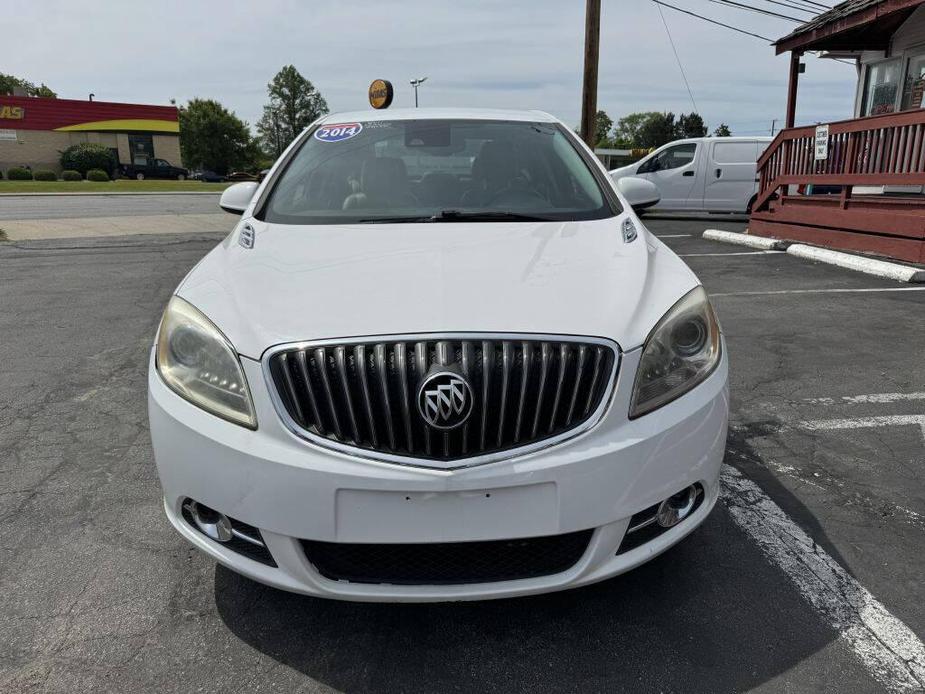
128 134 154 165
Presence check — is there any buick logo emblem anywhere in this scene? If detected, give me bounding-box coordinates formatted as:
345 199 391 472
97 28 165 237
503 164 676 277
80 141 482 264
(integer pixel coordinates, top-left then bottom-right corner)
417 372 474 430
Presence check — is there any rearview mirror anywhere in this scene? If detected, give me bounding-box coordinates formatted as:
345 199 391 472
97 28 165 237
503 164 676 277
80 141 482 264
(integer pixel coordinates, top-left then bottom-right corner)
219 181 259 215
616 177 660 211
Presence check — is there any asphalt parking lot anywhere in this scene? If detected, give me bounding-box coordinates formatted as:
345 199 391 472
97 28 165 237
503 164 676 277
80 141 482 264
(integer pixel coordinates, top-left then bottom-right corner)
1 217 923 693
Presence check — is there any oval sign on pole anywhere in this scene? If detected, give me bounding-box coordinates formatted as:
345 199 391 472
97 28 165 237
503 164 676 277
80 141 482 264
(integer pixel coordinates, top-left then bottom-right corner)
368 79 394 109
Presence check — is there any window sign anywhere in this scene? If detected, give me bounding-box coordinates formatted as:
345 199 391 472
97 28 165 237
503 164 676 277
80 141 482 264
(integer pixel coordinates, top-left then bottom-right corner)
814 125 829 161
862 59 901 116
901 54 925 110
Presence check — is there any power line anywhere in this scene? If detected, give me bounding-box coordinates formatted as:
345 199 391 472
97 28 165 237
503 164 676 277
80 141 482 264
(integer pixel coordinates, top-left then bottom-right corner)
707 0 804 22
793 0 832 9
757 0 819 15
651 0 775 41
656 2 700 112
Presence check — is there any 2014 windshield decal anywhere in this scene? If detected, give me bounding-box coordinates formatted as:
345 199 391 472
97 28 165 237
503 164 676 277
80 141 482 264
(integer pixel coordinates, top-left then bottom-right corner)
314 122 363 142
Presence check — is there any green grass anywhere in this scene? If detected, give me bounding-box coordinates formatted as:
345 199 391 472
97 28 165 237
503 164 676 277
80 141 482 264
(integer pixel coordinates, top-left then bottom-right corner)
0 179 232 194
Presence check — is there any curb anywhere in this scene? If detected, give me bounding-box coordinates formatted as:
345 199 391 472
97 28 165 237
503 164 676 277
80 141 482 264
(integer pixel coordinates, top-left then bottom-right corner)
786 244 925 283
701 229 925 283
702 229 786 250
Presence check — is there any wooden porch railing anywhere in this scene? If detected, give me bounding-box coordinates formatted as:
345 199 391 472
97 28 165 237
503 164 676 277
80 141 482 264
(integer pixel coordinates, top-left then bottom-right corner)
754 109 925 213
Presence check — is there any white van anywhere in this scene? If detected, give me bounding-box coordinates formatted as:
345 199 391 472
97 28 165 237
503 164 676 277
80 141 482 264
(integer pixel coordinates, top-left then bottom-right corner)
609 136 772 213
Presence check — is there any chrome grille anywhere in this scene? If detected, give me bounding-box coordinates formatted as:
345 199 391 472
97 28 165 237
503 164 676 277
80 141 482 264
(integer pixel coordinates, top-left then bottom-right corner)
266 334 618 465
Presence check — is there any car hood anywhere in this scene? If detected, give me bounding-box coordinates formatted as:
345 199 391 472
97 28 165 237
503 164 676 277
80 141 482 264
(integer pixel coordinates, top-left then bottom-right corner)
177 215 700 359
608 164 637 182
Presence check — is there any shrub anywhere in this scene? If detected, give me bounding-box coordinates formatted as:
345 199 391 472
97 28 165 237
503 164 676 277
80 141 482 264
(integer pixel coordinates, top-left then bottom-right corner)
60 143 114 175
33 169 57 181
7 167 33 180
61 170 82 181
86 168 110 182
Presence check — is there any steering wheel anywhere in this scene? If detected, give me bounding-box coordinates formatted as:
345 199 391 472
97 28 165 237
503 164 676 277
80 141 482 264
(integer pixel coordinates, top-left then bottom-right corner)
486 186 548 207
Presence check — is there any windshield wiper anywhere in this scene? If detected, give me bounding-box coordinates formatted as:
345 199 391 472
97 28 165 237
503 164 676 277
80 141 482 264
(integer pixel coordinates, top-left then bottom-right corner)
429 209 553 222
357 210 554 224
357 215 433 223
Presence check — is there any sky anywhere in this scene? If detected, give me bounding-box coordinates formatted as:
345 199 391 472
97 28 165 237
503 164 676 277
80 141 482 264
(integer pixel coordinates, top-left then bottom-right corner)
6 0 858 136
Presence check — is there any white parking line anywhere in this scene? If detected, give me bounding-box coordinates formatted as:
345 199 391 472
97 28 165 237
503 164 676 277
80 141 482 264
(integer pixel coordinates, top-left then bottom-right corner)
711 287 925 297
804 393 925 405
680 251 784 257
655 234 691 238
802 415 925 443
722 465 925 692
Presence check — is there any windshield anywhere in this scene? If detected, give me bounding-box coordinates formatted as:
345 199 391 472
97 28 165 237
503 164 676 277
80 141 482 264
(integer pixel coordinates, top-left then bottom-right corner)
259 119 617 224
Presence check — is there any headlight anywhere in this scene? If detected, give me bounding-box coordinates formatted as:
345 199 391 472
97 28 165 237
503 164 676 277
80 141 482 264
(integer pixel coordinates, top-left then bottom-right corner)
156 296 256 428
629 286 721 418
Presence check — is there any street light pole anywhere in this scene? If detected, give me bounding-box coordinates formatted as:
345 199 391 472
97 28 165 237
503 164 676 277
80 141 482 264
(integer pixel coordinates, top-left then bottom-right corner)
410 77 428 107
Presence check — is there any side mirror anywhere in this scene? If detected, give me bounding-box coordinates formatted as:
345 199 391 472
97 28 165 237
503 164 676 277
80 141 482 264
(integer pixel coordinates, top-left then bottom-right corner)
219 181 259 215
617 176 660 211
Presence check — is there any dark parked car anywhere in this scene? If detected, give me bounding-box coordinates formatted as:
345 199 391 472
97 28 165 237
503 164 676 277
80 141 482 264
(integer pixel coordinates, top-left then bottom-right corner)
119 158 189 181
225 171 259 182
191 170 226 183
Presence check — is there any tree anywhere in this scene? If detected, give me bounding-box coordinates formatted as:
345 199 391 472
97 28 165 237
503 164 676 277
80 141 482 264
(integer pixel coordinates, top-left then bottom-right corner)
636 112 679 149
613 112 662 148
676 112 707 138
257 65 329 157
594 110 614 147
60 143 115 175
613 111 715 147
0 72 56 98
713 123 732 137
179 98 260 175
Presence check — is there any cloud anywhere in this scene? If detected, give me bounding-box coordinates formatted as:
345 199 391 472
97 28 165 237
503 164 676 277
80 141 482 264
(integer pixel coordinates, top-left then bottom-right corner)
5 0 857 135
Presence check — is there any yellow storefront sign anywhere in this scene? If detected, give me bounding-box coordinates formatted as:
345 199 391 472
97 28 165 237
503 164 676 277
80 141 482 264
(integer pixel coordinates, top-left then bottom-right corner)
0 105 24 120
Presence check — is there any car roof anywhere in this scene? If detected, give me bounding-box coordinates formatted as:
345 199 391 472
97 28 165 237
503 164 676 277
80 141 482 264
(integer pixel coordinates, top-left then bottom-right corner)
667 136 773 144
317 108 560 124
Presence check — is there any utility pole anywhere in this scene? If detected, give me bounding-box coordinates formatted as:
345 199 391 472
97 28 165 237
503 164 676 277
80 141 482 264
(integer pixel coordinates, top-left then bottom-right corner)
271 109 281 158
410 77 428 108
579 0 601 148
770 118 777 136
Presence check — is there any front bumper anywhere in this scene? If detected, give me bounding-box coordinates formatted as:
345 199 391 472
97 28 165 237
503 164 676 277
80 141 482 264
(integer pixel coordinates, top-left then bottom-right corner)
149 344 728 602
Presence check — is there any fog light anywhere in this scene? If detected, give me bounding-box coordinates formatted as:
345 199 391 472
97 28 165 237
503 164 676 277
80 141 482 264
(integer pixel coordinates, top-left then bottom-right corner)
184 500 233 542
656 485 699 528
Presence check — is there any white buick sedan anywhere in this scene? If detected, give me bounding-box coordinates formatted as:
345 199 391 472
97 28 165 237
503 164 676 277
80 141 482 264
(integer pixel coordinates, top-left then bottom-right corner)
148 108 728 602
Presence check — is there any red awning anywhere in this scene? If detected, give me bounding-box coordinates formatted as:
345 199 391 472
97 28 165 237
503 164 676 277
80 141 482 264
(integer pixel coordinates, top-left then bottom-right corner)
774 0 925 54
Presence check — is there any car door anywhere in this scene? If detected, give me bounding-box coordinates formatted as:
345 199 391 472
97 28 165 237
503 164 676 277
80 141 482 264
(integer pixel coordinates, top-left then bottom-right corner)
154 159 172 179
702 140 761 212
635 142 700 209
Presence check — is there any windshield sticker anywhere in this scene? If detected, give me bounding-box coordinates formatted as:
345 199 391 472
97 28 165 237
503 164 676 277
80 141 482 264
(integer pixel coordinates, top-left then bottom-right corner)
314 122 363 143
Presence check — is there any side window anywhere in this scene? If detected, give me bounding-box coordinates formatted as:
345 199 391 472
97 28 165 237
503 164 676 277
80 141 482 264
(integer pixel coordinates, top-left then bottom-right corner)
655 143 696 170
640 144 697 173
712 141 758 164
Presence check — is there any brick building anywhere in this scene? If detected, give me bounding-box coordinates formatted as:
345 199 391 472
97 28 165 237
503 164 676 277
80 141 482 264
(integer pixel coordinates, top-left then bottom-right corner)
0 95 181 176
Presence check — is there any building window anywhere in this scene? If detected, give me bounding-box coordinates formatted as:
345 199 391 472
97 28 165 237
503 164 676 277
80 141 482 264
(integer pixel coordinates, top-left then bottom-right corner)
128 134 154 165
861 59 901 116
901 53 925 111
